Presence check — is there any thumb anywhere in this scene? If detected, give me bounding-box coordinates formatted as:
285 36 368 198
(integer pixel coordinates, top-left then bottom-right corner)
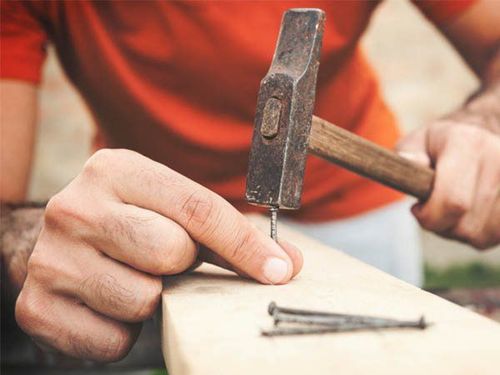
197 239 303 280
396 128 431 167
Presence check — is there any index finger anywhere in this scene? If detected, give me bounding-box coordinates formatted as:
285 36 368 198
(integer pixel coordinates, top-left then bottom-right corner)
90 149 298 284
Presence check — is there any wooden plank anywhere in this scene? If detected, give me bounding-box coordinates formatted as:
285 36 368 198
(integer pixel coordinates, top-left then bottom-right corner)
161 215 500 375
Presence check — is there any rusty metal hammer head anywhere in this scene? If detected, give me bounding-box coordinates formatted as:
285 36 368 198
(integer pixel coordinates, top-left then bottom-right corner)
246 8 325 210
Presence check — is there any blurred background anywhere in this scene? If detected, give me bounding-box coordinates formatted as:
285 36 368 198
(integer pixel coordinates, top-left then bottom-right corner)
4 1 499 374
28 0 500 317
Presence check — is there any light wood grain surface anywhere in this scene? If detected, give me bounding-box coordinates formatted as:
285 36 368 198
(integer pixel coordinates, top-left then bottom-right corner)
162 215 500 375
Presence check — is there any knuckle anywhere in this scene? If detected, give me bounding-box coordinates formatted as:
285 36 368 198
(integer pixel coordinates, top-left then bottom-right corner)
67 332 94 360
97 327 133 362
44 193 71 228
44 191 88 231
469 234 493 250
471 239 491 251
83 149 136 182
81 273 160 322
71 325 132 362
83 273 136 311
454 224 475 243
413 210 433 230
179 190 216 233
15 288 46 336
150 251 180 275
441 194 470 217
418 218 435 232
83 149 117 177
26 245 52 282
27 235 69 286
154 232 197 275
448 125 484 145
411 208 431 229
454 223 491 250
133 277 162 320
462 126 485 141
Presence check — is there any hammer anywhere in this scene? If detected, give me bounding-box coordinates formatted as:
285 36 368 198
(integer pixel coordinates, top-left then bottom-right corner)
245 8 434 239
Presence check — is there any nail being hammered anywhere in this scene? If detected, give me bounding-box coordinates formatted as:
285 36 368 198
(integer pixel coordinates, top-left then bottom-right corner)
270 206 278 241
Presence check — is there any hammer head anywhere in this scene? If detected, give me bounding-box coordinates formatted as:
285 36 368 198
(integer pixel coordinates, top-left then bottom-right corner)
245 8 325 210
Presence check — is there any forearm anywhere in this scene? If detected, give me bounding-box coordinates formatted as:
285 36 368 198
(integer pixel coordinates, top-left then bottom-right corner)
445 47 500 135
459 48 500 131
0 81 39 200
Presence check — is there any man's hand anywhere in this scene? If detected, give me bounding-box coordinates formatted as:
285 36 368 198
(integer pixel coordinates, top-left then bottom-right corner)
397 117 500 250
14 149 302 362
396 0 500 250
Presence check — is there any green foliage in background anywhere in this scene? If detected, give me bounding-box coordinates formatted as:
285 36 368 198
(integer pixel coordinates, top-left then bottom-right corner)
424 262 500 289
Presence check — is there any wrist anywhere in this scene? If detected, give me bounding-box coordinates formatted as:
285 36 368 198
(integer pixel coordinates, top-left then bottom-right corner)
449 48 500 134
443 82 500 135
1 201 45 298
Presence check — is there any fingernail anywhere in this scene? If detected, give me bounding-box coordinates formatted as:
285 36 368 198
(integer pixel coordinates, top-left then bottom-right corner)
263 257 289 284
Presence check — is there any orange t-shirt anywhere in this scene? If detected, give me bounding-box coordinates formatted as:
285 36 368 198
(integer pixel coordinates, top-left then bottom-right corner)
1 0 474 221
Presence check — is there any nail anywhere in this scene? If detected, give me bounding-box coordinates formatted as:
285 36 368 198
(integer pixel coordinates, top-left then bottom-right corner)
261 318 427 336
267 302 428 328
263 258 289 284
273 312 426 328
269 206 278 241
268 302 343 317
268 301 278 315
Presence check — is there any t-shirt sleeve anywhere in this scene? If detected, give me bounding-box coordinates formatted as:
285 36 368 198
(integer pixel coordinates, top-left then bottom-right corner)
0 0 48 83
411 0 477 25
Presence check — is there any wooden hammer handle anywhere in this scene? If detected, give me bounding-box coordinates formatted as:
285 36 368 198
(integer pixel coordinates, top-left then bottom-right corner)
309 116 434 200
